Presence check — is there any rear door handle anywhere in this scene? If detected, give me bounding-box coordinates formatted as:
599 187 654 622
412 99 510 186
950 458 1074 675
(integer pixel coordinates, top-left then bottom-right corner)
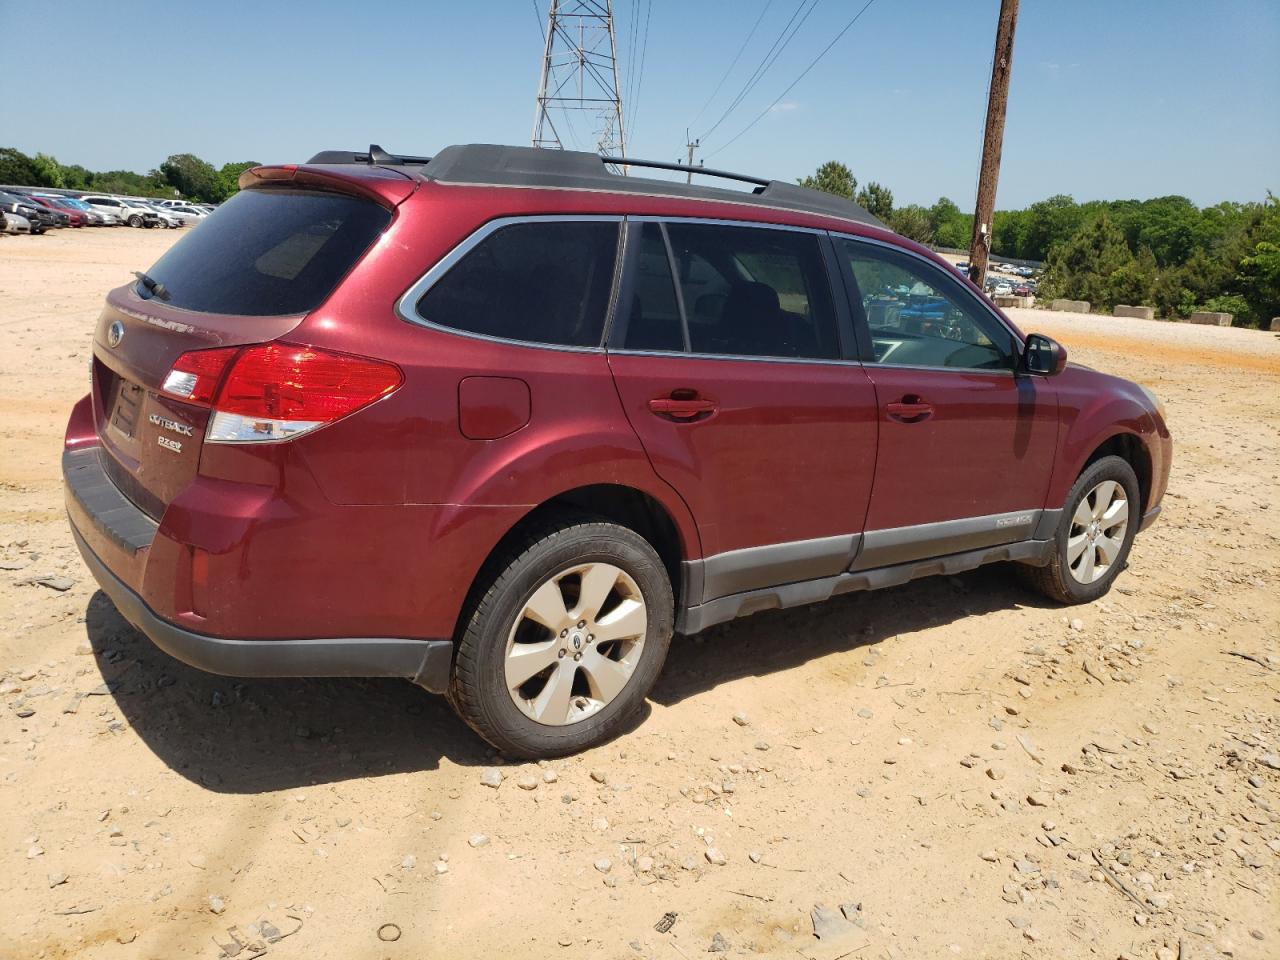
885 397 934 422
649 395 717 421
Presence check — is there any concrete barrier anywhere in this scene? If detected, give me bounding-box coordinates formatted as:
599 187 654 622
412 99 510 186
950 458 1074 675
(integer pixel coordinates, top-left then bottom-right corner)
1050 299 1090 314
994 295 1034 308
1189 311 1232 326
1270 317 1280 332
1114 305 1155 320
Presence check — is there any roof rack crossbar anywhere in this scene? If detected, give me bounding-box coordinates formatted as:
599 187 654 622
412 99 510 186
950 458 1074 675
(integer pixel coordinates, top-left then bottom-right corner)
601 156 769 188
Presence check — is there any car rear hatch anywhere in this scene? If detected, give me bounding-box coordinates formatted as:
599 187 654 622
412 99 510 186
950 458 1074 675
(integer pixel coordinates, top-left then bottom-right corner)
91 165 416 520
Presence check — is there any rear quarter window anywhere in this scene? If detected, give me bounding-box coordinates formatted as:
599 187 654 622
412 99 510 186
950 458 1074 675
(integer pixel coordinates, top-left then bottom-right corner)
139 188 391 316
414 219 620 348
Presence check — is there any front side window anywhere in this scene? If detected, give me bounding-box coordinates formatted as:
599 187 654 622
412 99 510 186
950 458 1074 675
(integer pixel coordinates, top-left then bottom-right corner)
837 238 1016 370
416 220 619 348
663 222 838 360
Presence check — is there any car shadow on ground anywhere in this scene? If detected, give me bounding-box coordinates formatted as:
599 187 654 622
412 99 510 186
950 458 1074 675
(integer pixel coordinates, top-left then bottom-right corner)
651 563 1053 706
86 564 1050 794
84 591 490 794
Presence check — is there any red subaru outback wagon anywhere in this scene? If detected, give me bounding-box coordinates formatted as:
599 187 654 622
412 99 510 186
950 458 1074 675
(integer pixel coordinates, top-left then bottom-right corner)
64 144 1171 757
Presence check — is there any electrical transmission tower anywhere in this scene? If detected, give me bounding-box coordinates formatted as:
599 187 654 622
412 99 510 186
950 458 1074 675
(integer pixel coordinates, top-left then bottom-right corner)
533 0 626 156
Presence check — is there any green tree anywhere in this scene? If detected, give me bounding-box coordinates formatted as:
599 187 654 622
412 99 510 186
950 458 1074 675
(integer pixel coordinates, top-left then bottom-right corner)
1021 194 1085 261
1108 246 1159 307
1236 192 1280 326
218 160 261 198
31 152 66 188
926 197 971 248
1038 212 1134 307
0 147 42 185
798 161 856 200
888 204 934 244
855 181 893 220
159 153 224 202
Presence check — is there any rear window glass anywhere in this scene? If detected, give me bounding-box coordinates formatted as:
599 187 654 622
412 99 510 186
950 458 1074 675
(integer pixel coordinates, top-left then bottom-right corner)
415 220 619 348
138 188 391 316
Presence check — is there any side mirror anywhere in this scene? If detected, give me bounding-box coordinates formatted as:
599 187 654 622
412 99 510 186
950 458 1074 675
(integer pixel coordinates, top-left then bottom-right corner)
1021 333 1068 376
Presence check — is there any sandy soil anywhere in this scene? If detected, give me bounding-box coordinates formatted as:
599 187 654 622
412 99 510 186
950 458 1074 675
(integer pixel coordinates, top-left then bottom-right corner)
1 229 1277 960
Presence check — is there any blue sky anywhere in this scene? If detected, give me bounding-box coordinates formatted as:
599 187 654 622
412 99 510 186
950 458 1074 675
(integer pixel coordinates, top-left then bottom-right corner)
2 0 1276 209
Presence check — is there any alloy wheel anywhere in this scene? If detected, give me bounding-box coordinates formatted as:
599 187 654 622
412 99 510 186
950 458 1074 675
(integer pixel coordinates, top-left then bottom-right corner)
1067 480 1129 584
504 562 647 726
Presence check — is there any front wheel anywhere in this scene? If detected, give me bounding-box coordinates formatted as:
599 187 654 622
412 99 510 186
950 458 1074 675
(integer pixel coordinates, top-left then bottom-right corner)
128 215 142 228
1020 454 1140 604
451 517 674 758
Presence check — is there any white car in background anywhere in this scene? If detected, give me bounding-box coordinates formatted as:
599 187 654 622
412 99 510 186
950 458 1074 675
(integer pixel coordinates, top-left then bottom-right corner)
138 201 185 228
2 212 32 234
80 195 162 228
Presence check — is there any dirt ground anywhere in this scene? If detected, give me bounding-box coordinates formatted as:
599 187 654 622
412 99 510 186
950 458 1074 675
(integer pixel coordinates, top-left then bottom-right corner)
2 228 1277 960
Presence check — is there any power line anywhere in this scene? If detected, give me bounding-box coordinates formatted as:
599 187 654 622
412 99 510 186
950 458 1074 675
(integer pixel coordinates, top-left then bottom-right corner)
706 0 880 160
688 0 776 130
699 0 821 142
628 0 654 140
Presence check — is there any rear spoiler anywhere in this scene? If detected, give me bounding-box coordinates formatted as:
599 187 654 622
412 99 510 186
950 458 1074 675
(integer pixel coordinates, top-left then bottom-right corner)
238 159 418 208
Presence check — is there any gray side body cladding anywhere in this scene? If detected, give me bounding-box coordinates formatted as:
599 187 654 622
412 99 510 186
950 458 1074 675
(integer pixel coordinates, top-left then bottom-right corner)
678 509 1062 635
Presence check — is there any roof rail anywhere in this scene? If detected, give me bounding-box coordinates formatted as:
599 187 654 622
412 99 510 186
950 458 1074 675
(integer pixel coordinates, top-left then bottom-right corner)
601 156 769 188
299 144 885 229
306 145 433 166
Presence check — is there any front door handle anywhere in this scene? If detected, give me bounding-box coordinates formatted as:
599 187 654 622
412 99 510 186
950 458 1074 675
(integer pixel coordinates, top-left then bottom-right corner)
886 396 934 423
649 393 717 421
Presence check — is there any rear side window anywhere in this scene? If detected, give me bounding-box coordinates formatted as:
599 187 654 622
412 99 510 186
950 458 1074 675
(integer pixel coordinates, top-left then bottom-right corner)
139 188 391 316
663 222 838 360
619 222 685 352
416 220 619 348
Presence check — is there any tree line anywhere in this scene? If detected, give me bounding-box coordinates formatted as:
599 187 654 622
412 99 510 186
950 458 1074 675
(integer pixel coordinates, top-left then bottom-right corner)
0 147 259 204
799 160 1279 328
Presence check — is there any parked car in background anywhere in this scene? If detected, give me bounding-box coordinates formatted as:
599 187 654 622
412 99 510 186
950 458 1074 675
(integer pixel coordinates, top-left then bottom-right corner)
0 190 57 233
34 194 105 226
63 143 1171 758
993 281 1014 296
23 194 81 227
2 211 31 234
80 195 162 228
1013 283 1034 297
138 201 184 228
166 203 207 221
59 196 122 226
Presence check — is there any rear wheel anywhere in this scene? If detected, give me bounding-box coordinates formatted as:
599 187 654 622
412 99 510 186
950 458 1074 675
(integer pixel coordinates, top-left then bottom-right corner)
1020 454 1139 604
128 214 142 228
451 517 674 758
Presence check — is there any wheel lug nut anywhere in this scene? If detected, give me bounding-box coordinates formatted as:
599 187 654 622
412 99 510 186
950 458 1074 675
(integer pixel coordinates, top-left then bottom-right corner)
573 652 582 661
558 648 566 658
560 629 568 638
587 634 595 643
577 620 586 629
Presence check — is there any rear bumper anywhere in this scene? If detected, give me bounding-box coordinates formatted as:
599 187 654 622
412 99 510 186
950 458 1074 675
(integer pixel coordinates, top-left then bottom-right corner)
70 522 453 692
64 442 453 692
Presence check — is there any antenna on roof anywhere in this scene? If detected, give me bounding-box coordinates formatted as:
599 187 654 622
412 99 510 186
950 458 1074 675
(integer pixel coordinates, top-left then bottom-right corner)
367 144 402 166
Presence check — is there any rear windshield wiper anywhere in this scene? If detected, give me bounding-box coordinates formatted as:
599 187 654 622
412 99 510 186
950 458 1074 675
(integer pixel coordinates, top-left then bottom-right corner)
133 271 171 302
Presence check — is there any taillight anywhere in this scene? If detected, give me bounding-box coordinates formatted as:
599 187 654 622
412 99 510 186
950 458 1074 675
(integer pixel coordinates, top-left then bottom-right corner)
162 342 402 443
162 347 238 405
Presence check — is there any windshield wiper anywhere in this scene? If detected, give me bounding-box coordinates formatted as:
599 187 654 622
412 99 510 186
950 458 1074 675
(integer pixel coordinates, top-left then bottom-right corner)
132 271 171 302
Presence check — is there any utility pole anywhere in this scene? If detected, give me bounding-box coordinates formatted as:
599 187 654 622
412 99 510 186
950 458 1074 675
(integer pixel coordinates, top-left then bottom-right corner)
968 0 1019 290
532 0 627 157
683 134 701 183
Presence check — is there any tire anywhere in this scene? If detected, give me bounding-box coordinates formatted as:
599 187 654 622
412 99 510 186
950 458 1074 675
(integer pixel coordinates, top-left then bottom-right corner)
451 516 674 758
1019 454 1140 604
128 215 142 228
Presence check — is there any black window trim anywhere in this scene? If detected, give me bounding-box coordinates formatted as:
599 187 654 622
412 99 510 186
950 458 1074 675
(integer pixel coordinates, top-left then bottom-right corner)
394 214 626 353
606 215 859 366
831 231 1026 376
